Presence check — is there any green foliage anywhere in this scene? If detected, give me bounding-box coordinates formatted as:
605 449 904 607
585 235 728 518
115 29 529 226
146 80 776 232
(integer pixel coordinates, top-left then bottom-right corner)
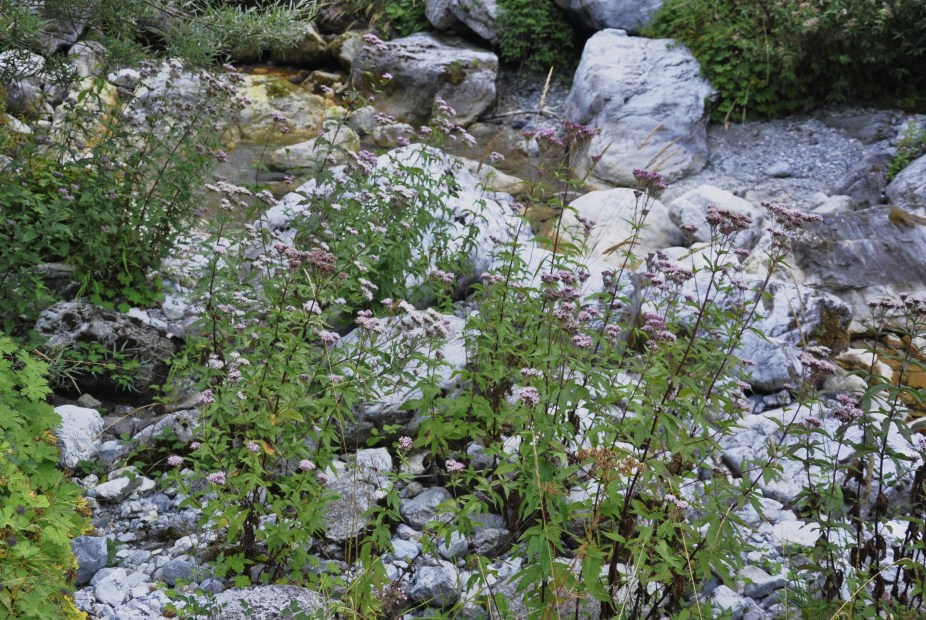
382 0 430 37
496 0 578 72
45 340 144 394
0 334 88 619
648 0 926 120
167 110 479 586
0 67 232 329
888 121 926 182
334 0 429 38
1 0 317 67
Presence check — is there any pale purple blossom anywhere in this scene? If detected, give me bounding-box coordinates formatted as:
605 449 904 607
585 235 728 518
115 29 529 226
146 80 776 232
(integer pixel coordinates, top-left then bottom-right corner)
246 442 260 454
832 394 863 423
445 459 465 473
362 33 389 53
167 455 184 467
572 334 594 348
199 389 214 406
519 386 541 407
207 471 227 485
298 459 316 472
319 330 340 346
398 436 413 451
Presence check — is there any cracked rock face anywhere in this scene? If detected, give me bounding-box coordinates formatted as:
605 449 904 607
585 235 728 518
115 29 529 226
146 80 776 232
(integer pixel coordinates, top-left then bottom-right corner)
565 29 715 186
350 32 497 126
35 301 177 396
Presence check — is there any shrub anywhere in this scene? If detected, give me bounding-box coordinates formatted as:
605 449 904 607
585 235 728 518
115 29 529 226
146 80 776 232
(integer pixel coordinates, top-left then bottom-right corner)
888 121 926 182
0 334 88 619
0 65 234 328
169 107 481 586
496 0 578 72
2 0 317 66
648 0 926 120
165 107 851 618
337 0 430 38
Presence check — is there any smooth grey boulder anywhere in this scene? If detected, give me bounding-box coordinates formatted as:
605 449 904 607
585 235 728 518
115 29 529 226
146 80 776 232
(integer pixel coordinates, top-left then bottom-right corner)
68 41 107 79
885 152 926 212
560 188 683 266
35 301 178 395
131 410 200 445
711 585 748 620
401 487 453 529
267 125 360 172
426 0 499 42
265 144 520 308
54 404 104 468
816 107 904 145
668 184 766 249
337 313 468 445
740 565 787 599
426 0 462 29
437 531 469 560
351 32 497 125
211 586 329 619
565 30 714 185
160 558 202 586
91 476 143 503
72 536 109 586
679 273 851 349
553 0 662 32
38 16 86 54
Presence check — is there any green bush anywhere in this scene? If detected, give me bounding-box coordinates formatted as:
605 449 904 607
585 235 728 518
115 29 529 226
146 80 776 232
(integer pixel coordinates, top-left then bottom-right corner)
1 0 317 67
888 121 926 181
337 0 430 38
0 70 231 327
0 334 88 619
648 0 926 120
496 0 578 72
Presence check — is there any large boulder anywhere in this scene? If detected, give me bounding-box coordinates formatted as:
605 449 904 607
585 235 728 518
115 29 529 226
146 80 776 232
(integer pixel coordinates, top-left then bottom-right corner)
235 73 327 142
564 30 715 185
885 153 926 212
559 188 684 266
792 206 926 321
35 301 178 395
266 125 361 172
553 0 663 32
350 32 497 126
668 184 766 249
426 0 499 43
